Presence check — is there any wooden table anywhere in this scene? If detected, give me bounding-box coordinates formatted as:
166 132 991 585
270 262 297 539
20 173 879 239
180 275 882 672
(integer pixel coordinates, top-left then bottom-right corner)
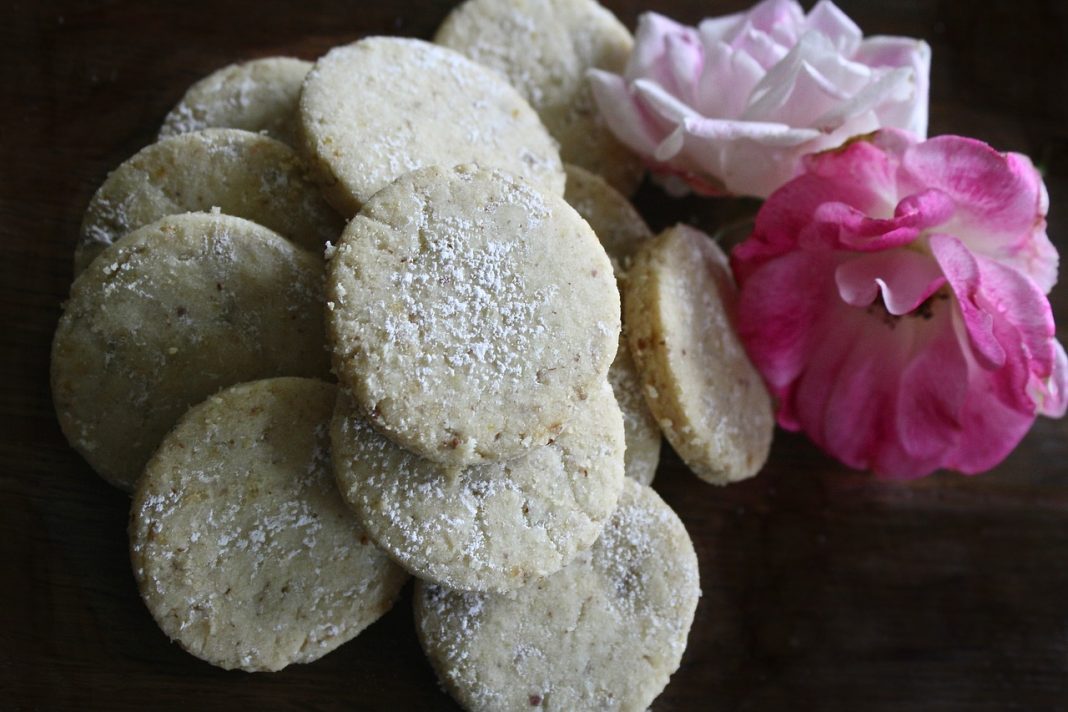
3 1 1067 709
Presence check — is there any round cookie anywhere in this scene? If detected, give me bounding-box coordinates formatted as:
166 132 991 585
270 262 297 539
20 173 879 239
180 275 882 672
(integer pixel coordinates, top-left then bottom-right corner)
624 224 773 484
130 378 409 672
435 0 643 195
415 478 700 712
75 128 342 275
327 163 619 467
564 163 653 275
52 212 330 491
298 36 565 217
564 163 659 483
159 57 311 146
332 380 625 593
608 335 660 485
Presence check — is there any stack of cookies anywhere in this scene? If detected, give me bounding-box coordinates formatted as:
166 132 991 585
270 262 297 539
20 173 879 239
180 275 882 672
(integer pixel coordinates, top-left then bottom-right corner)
50 0 776 708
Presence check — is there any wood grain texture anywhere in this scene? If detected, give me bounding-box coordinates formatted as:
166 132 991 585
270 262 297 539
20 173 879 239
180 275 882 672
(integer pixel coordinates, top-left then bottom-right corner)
2 1 1067 710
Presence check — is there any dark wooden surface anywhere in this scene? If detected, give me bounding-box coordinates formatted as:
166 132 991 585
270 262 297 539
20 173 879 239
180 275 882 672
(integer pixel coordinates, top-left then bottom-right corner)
3 1 1068 710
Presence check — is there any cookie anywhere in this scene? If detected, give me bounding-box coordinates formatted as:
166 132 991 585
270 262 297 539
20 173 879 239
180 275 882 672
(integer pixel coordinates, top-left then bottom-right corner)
624 225 773 484
563 164 659 483
327 163 619 467
75 128 342 276
130 378 408 672
298 37 565 217
159 57 310 146
564 163 653 274
332 379 625 593
608 335 660 485
52 212 330 491
415 478 700 712
435 0 643 195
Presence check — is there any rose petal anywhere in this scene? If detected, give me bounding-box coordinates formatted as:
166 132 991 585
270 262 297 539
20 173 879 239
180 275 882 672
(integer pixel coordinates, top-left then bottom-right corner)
698 7 750 45
895 309 967 462
629 13 697 78
801 135 903 214
1035 340 1068 418
901 137 1045 259
975 253 1058 382
835 249 946 314
941 318 1037 474
801 200 921 251
818 312 908 470
746 0 805 35
853 37 931 137
812 65 913 133
800 186 954 251
735 251 840 414
895 188 955 227
681 115 817 146
743 32 835 120
930 233 1006 368
663 32 704 103
733 22 791 70
806 1 863 54
694 41 763 118
587 70 662 155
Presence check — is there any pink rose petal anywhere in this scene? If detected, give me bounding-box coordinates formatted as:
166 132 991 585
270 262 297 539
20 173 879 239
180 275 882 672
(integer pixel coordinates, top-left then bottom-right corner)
835 249 945 314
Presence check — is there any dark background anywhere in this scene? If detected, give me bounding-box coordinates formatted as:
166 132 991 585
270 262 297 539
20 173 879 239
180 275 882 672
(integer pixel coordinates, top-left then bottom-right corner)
3 1 1067 710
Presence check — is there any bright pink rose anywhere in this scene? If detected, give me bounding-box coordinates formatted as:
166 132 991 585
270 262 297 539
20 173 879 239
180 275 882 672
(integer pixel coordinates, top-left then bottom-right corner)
589 0 930 198
731 129 1066 478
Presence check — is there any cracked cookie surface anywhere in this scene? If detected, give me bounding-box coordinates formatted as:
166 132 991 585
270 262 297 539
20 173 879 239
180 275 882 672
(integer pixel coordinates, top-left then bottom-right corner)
130 378 408 672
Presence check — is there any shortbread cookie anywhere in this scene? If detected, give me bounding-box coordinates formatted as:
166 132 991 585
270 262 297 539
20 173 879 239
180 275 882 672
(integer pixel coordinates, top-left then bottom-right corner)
130 378 408 672
332 380 625 593
75 128 342 275
327 164 618 467
564 163 653 274
52 212 330 491
299 37 565 216
564 164 659 482
435 0 643 195
159 57 310 146
624 225 773 484
608 336 660 485
415 479 700 712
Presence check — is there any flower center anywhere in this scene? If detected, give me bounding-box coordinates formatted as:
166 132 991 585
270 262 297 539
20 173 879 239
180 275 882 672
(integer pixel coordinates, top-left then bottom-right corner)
866 287 950 329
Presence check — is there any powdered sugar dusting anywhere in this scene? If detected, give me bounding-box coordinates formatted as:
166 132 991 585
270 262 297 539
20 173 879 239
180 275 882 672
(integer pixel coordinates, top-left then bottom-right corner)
300 37 565 211
54 212 330 490
414 480 700 711
76 128 342 275
158 57 310 146
434 0 642 192
607 336 661 485
329 164 620 466
129 379 407 672
331 380 625 592
377 196 554 393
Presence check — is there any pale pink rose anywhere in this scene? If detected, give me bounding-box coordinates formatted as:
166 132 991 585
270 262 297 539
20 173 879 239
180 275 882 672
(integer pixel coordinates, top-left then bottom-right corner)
589 0 930 198
731 129 1066 478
